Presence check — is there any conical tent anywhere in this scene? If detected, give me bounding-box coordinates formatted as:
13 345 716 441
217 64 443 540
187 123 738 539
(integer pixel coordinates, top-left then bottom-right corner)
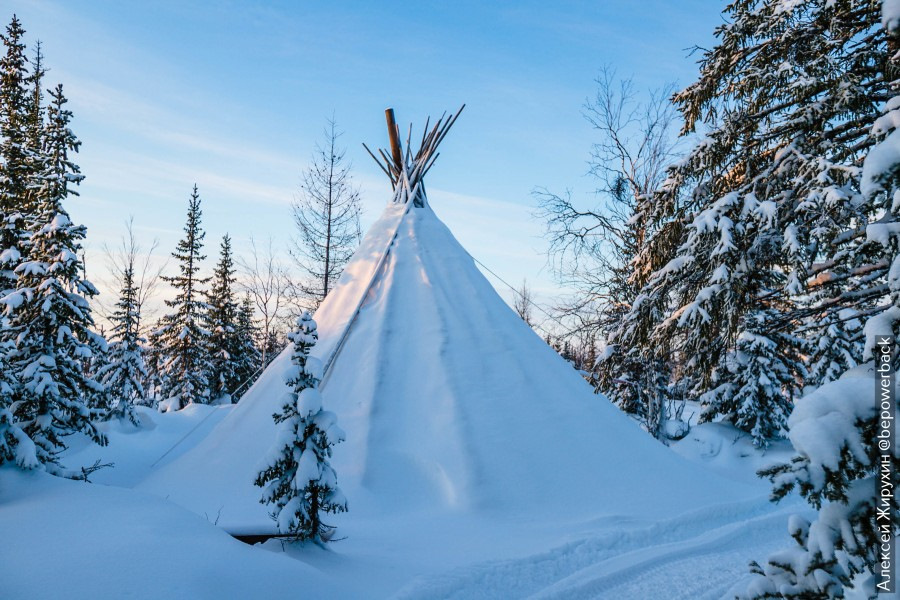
139 109 750 530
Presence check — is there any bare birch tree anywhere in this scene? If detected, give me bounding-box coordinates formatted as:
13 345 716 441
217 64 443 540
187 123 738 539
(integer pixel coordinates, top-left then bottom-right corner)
238 236 289 368
513 279 534 327
290 118 361 311
99 217 166 336
535 67 681 433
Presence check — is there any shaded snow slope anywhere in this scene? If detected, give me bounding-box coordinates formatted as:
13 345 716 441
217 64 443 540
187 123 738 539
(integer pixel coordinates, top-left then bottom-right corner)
0 467 345 599
64 404 233 488
140 203 756 529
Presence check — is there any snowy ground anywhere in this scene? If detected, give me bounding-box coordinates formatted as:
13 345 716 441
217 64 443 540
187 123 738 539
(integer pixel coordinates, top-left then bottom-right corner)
0 466 350 599
0 405 806 599
670 404 796 486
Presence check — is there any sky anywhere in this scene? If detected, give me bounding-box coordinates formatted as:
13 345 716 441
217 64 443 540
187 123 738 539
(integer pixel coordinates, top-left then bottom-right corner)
4 0 722 329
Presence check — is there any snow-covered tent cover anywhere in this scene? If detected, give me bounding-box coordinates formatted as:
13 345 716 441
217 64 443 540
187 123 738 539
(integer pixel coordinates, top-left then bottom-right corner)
140 108 750 530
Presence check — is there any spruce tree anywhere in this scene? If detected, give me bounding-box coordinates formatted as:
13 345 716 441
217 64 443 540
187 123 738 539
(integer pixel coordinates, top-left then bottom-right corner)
95 260 145 424
143 322 165 406
614 0 892 445
23 40 44 191
806 309 862 388
700 309 802 447
738 375 899 599
230 292 262 400
0 84 107 474
859 0 900 341
155 185 212 411
0 339 30 468
206 234 240 401
736 2 900 595
0 16 32 298
255 312 347 542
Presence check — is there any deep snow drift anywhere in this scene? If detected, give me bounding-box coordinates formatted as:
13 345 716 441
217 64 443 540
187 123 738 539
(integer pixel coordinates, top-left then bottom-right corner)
140 202 756 531
0 467 348 600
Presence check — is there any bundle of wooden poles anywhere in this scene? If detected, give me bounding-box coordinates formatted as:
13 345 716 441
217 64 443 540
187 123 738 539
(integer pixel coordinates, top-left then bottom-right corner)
362 105 465 206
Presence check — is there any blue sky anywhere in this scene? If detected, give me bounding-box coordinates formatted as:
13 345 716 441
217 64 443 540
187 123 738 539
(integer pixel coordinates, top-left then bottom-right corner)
5 0 720 324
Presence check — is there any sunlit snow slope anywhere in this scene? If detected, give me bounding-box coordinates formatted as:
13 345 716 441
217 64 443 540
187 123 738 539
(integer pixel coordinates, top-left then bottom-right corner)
140 202 752 529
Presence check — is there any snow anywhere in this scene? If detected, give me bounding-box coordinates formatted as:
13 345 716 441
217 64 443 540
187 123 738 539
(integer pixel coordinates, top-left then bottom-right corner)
863 306 900 359
0 245 20 265
297 387 322 415
117 202 786 597
884 0 900 33
294 447 320 487
754 200 777 227
0 467 346 600
867 221 900 247
862 108 900 197
786 377 875 482
671 420 795 486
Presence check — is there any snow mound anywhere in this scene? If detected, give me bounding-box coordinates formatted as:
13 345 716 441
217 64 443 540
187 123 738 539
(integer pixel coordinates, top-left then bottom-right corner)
140 203 754 529
671 421 794 485
0 467 344 599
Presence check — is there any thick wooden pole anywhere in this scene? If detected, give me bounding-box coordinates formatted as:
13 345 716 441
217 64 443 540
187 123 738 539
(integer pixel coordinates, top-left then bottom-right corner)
385 108 403 172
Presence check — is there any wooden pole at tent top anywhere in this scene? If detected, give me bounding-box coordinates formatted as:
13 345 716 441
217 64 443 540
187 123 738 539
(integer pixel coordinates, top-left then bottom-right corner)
363 105 464 202
385 108 403 172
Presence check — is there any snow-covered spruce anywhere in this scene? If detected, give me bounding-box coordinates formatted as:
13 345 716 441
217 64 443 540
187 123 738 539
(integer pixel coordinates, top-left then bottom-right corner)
0 16 33 299
0 85 107 474
206 234 241 402
230 293 263 400
0 340 31 468
143 322 165 407
738 5 900 593
95 259 146 425
154 185 213 411
736 368 899 599
860 8 900 336
806 309 862 388
254 312 347 542
700 309 802 448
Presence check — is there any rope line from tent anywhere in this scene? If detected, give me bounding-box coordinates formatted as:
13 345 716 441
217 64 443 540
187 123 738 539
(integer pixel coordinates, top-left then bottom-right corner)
464 250 572 340
148 409 218 469
147 352 281 469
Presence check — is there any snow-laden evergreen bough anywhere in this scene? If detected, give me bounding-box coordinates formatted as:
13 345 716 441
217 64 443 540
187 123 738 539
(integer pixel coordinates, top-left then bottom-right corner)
735 372 899 599
699 309 800 447
255 312 347 542
806 310 862 389
736 1 900 595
